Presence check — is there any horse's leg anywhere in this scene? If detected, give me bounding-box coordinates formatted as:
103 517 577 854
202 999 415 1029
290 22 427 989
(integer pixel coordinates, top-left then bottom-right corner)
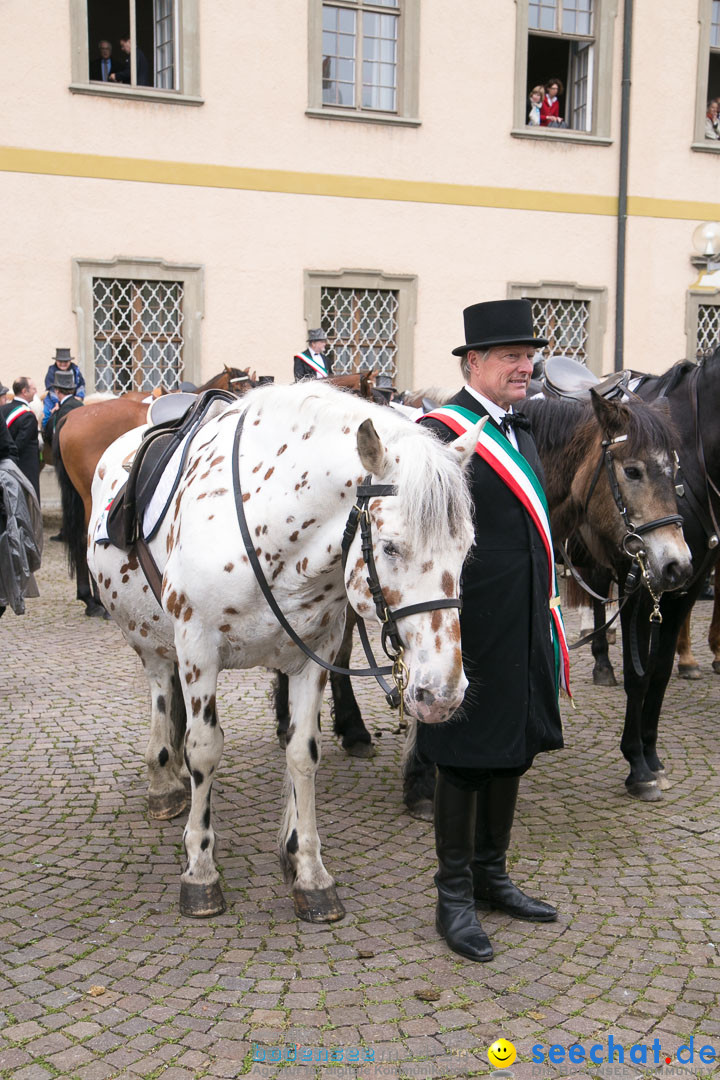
56 445 105 616
402 719 436 821
330 611 373 758
144 658 189 820
591 596 617 687
676 610 701 679
280 664 345 923
176 646 226 918
618 594 662 801
273 671 291 747
710 571 720 674
639 624 680 791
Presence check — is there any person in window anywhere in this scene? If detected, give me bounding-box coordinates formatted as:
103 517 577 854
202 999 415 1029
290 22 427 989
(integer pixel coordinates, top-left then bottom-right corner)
527 85 544 126
705 100 720 140
294 329 333 381
89 40 117 82
540 78 566 128
109 34 151 87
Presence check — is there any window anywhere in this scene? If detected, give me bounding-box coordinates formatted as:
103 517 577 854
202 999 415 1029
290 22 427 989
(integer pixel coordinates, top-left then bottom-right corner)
694 1 720 147
513 0 617 141
687 290 720 359
70 0 201 104
72 257 204 392
304 270 417 386
308 0 420 125
508 281 608 374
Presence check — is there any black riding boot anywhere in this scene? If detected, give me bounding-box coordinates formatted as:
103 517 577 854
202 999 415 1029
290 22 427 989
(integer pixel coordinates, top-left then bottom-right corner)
434 771 493 962
472 775 557 922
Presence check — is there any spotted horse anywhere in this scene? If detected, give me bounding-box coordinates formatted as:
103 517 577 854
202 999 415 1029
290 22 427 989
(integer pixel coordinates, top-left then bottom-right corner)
88 382 481 922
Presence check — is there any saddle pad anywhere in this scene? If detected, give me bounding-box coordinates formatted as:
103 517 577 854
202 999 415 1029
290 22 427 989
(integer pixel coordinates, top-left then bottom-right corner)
142 429 193 537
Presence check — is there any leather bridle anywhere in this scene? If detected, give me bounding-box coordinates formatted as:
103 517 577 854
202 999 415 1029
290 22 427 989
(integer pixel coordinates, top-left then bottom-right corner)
231 409 462 715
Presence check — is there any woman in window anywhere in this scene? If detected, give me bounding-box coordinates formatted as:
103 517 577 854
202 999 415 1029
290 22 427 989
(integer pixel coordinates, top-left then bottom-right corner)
528 85 544 126
706 100 720 140
540 78 566 128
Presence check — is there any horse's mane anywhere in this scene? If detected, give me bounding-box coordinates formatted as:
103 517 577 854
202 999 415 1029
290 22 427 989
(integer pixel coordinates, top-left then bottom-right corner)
246 383 474 552
642 359 696 398
523 394 678 459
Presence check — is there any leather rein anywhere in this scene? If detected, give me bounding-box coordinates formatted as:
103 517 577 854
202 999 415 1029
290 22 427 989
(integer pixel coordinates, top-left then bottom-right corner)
231 408 461 717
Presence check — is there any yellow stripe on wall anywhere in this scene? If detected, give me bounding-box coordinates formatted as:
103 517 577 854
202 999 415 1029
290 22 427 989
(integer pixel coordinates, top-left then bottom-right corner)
1 144 719 221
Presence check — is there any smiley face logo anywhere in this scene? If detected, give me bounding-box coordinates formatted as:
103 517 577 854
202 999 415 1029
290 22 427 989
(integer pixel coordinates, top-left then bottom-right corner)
488 1038 517 1069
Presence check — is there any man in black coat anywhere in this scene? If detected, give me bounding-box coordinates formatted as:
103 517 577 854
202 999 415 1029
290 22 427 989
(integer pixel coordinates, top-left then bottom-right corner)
294 329 333 381
89 40 117 82
42 371 83 449
2 378 40 498
419 299 567 963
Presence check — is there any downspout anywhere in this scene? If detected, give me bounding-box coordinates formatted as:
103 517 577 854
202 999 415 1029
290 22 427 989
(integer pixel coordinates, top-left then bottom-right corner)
614 0 633 371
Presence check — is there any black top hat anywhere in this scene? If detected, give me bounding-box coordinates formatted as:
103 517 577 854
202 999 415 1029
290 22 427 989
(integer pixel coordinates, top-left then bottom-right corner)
53 347 74 363
52 371 76 392
308 328 327 344
451 299 548 356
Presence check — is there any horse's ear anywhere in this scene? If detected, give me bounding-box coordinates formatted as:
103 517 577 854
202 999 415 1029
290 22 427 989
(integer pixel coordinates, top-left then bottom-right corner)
450 417 487 467
590 388 629 437
357 419 389 477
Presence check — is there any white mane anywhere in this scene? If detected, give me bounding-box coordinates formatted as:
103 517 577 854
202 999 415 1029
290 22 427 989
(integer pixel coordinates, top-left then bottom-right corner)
241 383 474 553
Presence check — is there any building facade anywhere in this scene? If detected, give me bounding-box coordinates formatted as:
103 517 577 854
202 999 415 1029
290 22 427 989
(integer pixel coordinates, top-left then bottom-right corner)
2 0 720 393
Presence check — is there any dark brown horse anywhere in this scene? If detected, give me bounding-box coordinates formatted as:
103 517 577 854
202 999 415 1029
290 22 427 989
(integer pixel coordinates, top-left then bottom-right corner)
56 366 258 614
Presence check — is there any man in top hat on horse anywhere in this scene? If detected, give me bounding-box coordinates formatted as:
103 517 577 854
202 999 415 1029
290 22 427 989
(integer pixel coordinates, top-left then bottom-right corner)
44 348 86 402
42 370 84 447
419 298 568 963
294 329 333 381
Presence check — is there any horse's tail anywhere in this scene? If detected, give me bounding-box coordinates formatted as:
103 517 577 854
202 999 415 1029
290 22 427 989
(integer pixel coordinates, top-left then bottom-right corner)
55 437 86 580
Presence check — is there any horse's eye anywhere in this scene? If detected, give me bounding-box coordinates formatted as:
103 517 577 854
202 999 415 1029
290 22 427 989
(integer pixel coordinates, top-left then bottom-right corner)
383 541 401 558
623 465 643 481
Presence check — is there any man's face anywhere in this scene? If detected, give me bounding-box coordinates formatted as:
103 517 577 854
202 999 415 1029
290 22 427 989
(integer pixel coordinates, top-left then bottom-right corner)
120 38 131 55
467 345 535 411
56 357 71 370
99 41 112 57
312 339 327 354
22 381 37 401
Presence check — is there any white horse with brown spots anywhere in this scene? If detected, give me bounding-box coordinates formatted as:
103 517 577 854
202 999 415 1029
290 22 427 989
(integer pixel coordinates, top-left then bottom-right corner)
88 383 481 923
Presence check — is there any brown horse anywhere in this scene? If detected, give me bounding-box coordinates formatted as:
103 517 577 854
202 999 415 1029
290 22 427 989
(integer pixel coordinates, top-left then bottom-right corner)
326 371 376 398
675 572 720 677
56 366 258 614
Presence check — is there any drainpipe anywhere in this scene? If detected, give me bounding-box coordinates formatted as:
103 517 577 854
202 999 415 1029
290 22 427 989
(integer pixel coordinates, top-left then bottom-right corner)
614 0 633 371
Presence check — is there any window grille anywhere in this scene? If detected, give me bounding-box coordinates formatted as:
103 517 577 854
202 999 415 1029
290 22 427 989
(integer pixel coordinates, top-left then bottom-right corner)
322 0 399 113
696 303 720 360
320 287 399 376
529 297 590 363
154 0 175 89
92 278 185 393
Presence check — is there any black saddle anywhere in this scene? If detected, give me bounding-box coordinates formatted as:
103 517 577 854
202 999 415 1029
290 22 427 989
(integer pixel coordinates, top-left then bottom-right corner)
106 388 236 551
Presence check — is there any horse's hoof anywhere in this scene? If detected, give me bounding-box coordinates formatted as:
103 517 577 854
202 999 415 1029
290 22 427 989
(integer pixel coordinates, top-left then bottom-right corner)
148 788 188 820
713 661 720 675
625 779 663 802
277 732 288 750
345 740 375 759
180 879 226 917
85 602 106 618
677 663 702 680
293 885 345 923
593 667 617 687
406 799 434 822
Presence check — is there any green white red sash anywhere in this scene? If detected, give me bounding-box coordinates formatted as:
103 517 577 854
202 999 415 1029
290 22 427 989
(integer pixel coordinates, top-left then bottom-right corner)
295 350 328 377
5 401 32 427
421 403 571 697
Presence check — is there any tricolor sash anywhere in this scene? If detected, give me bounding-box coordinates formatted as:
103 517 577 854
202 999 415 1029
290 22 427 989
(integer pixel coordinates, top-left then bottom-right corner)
5 401 32 427
295 350 328 378
421 404 571 698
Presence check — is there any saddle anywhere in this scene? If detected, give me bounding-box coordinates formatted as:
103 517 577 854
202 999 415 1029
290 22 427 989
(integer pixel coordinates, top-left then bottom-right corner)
540 355 640 402
106 388 236 551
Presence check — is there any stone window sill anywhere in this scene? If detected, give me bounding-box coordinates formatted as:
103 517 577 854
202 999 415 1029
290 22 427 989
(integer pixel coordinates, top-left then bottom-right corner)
511 127 612 146
306 107 420 128
69 83 203 106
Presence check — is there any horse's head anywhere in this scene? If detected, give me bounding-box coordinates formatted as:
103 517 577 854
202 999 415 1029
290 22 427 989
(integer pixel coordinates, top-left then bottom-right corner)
344 415 481 724
575 392 692 592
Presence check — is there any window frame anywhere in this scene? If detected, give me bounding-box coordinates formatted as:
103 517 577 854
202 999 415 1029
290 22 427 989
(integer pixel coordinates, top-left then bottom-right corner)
72 256 204 393
69 0 203 106
507 279 608 374
512 0 617 145
307 0 420 126
304 268 417 387
693 0 720 152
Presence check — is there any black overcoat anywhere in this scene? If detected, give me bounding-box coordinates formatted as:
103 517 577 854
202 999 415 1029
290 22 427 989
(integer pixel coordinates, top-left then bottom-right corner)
1 404 40 498
418 388 563 770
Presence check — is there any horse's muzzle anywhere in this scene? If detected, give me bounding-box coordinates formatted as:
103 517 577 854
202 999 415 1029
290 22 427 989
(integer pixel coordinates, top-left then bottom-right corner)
405 676 467 725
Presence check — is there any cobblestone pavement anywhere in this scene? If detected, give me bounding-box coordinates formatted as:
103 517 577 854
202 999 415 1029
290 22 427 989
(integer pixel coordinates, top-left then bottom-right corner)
2 517 720 1080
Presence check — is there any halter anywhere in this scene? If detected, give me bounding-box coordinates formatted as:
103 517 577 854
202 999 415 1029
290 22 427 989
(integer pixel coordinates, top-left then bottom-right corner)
231 410 462 720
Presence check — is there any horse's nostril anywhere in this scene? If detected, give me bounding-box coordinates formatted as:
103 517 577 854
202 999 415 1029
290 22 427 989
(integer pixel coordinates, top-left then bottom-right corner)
415 688 435 707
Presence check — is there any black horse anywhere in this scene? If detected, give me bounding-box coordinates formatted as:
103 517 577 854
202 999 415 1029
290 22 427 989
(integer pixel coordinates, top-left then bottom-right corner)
577 351 720 800
275 389 693 814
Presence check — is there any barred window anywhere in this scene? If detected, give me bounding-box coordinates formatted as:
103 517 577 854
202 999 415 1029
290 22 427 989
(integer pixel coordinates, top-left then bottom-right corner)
320 287 399 377
528 297 590 363
92 278 185 393
696 303 720 359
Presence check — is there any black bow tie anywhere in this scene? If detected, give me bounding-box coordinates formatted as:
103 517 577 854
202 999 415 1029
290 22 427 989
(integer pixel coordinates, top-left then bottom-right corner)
499 412 531 435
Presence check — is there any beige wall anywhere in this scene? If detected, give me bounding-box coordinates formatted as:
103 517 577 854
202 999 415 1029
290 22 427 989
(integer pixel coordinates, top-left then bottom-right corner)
1 0 719 393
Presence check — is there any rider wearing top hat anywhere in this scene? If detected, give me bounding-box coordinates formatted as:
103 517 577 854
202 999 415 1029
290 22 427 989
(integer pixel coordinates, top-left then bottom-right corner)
294 329 333 381
44 348 86 401
418 298 566 964
42 370 83 446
